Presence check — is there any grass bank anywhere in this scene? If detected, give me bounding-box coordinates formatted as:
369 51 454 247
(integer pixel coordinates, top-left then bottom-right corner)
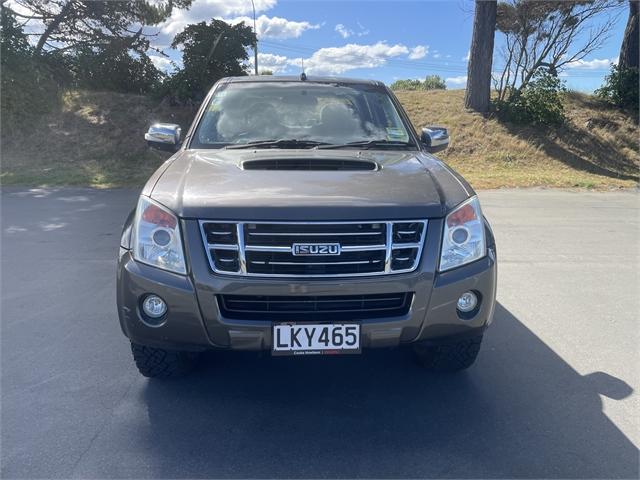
1 89 638 189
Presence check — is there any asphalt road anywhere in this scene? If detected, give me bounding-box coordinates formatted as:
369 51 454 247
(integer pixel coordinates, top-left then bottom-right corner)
1 187 638 479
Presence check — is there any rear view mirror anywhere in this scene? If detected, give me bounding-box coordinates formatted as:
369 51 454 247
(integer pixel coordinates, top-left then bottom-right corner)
145 123 182 152
421 126 449 153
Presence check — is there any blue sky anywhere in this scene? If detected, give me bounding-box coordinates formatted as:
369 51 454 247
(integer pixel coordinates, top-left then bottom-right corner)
150 0 626 91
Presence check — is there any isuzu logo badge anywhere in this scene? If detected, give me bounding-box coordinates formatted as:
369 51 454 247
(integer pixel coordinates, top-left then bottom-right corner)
292 243 341 256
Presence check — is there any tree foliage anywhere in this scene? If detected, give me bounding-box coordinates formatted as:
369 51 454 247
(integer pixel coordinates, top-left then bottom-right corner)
494 0 621 101
160 19 256 103
64 44 163 94
495 70 567 125
595 64 639 111
390 75 447 91
5 0 192 55
1 8 60 135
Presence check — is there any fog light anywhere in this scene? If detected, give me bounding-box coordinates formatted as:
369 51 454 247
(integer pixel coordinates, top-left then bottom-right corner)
142 294 167 318
457 291 478 313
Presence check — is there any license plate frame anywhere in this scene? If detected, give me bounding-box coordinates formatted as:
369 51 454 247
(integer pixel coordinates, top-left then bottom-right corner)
272 322 361 356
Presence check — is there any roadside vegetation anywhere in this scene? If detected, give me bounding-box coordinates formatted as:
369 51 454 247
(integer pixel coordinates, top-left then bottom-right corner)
1 88 637 189
1 1 638 189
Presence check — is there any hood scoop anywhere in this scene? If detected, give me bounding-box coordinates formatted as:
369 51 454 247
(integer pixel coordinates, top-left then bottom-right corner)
241 158 378 171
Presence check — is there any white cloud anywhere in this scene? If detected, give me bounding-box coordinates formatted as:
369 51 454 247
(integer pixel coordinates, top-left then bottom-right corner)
565 58 615 70
149 55 173 72
335 24 352 39
433 52 442 59
160 0 277 35
462 50 470 61
335 22 369 39
290 42 410 75
250 53 290 73
408 45 428 60
445 75 467 86
229 15 318 39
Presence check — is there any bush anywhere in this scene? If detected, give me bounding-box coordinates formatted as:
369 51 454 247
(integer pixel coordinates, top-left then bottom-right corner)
66 45 163 94
494 70 566 126
423 75 446 90
390 75 447 91
1 9 61 138
595 64 639 112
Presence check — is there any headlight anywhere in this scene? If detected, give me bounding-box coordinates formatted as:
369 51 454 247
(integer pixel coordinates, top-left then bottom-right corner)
132 196 186 274
439 196 486 272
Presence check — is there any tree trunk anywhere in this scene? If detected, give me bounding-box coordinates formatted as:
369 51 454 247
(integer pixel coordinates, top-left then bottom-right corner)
34 0 74 55
465 0 497 112
619 0 639 70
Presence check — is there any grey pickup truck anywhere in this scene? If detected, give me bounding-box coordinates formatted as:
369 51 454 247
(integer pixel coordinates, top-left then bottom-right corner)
117 75 497 378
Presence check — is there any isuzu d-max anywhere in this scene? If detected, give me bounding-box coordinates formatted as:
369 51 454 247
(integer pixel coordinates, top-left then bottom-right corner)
117 75 497 378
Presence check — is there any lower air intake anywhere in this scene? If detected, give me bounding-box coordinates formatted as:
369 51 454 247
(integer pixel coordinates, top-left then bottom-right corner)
218 292 413 321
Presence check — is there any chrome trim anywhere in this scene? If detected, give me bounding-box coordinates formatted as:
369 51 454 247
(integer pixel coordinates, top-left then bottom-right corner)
236 223 247 274
198 220 428 278
384 222 393 273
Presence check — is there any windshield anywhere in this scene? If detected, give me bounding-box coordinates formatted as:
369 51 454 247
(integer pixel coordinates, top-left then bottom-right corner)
190 82 415 149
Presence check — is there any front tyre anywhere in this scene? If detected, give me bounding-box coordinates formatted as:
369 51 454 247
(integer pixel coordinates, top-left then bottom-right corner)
412 335 483 372
130 343 200 378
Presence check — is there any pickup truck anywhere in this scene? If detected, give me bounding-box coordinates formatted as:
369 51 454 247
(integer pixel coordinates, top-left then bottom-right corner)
117 75 497 378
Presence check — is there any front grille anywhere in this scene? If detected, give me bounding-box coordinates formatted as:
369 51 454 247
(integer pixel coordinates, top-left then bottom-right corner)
199 220 427 277
218 292 413 321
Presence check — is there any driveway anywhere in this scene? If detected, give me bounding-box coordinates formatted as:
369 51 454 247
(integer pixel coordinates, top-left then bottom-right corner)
1 187 638 478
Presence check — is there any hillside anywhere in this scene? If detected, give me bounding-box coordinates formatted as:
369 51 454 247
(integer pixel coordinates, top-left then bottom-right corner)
1 89 638 189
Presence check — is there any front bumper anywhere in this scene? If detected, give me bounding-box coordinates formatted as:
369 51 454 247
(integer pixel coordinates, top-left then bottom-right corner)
117 219 497 351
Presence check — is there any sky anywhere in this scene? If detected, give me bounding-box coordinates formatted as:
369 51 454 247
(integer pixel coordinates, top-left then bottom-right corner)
12 0 629 91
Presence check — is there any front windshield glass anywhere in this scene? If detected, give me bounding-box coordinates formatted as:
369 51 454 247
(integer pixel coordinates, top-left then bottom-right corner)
190 82 415 149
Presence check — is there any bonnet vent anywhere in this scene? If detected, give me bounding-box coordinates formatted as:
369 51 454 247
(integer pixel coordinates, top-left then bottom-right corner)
242 158 378 171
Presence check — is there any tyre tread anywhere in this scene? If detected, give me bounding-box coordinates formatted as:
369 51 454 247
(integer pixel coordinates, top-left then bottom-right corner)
130 343 198 378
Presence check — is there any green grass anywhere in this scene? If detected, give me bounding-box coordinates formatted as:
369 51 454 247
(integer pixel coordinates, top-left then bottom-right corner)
1 89 638 189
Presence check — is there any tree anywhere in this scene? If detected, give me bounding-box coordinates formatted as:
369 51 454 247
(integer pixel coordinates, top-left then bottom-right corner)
390 76 446 91
165 19 256 102
465 0 497 113
618 0 639 69
423 75 447 90
1 8 60 136
4 0 192 56
494 0 620 102
66 44 163 93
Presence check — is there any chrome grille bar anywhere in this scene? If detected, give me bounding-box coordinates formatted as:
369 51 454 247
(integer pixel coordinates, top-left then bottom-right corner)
199 220 427 277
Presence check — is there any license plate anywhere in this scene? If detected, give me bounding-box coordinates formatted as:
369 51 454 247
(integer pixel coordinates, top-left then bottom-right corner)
272 323 361 356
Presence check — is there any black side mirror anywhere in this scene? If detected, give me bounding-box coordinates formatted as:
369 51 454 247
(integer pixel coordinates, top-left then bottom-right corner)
421 126 449 153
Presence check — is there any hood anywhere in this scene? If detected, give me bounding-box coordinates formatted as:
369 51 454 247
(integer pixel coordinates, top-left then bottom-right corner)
147 149 472 221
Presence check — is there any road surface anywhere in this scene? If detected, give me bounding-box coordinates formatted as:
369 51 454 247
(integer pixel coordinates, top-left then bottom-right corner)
1 187 638 478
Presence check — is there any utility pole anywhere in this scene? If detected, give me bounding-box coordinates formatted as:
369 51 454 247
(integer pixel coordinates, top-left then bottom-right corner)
251 0 258 75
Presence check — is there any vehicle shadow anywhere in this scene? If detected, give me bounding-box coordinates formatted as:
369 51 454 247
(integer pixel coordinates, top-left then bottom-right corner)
141 303 637 478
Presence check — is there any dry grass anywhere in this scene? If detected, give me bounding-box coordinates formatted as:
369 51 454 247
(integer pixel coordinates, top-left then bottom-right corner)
397 89 639 189
1 91 196 188
1 88 638 189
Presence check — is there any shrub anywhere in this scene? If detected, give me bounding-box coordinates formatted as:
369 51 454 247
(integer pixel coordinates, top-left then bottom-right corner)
390 75 447 91
65 45 163 94
494 70 566 126
1 9 61 138
595 64 639 112
423 75 446 90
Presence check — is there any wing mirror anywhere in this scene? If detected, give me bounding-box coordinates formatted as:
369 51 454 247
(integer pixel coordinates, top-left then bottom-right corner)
421 126 449 153
145 123 182 152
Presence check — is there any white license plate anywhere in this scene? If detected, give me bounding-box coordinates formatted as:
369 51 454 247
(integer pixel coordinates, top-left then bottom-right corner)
272 323 361 356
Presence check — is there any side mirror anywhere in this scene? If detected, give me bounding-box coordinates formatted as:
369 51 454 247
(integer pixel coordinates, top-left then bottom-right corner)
145 123 182 152
421 126 449 153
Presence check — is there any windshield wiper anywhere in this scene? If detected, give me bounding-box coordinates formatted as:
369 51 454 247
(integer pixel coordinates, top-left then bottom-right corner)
225 139 331 150
317 139 415 150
